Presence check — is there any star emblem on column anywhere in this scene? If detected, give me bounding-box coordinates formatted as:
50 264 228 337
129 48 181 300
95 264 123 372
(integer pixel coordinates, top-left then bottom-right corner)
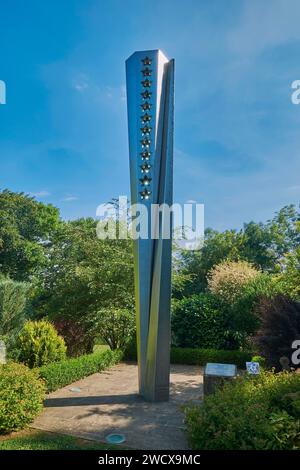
139 189 151 200
139 175 152 186
141 102 151 111
141 138 151 147
142 67 152 76
140 150 151 159
140 163 151 173
141 114 151 123
141 90 152 99
141 79 151 88
141 126 152 135
142 57 152 65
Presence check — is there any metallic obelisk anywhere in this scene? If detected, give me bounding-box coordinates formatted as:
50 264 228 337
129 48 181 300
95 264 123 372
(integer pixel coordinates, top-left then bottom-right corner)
126 50 174 401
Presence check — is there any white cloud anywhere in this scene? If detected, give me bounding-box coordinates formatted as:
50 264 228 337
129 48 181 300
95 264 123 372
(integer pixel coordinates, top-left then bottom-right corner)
62 195 79 202
29 190 50 198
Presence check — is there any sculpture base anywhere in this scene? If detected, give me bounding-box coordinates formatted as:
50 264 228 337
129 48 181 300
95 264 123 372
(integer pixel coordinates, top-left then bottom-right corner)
142 386 170 402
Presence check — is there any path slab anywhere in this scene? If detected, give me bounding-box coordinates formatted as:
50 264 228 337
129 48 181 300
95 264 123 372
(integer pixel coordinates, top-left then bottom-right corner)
32 363 203 450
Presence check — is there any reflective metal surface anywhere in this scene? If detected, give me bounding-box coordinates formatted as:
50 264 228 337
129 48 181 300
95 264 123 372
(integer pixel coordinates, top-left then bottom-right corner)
126 50 174 401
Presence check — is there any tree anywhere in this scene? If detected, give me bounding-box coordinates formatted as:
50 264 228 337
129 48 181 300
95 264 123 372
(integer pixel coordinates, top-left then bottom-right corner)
255 295 300 370
33 218 135 350
173 205 300 298
0 190 60 281
207 260 260 304
88 307 136 350
0 276 30 339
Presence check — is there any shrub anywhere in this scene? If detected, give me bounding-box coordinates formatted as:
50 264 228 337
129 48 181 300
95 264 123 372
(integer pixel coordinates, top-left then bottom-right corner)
0 362 45 434
277 246 300 300
208 260 260 303
0 277 29 337
185 370 300 450
254 295 300 370
54 319 94 356
172 293 240 349
124 343 252 369
170 348 251 369
88 307 136 350
39 348 123 392
17 320 67 368
227 273 282 347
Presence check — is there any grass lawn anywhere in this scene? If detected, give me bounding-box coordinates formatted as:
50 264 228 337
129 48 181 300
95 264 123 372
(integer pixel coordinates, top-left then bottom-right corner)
0 429 124 450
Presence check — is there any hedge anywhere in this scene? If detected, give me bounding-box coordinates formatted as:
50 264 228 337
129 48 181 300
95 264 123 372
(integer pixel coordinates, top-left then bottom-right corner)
39 349 123 392
124 343 252 369
170 348 252 369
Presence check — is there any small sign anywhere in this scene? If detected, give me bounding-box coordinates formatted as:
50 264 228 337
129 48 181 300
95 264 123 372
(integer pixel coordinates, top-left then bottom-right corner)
205 363 237 377
246 362 260 375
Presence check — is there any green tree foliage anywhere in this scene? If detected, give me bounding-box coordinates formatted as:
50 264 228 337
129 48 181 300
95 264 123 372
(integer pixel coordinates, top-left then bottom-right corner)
33 218 135 350
0 190 60 281
171 293 240 349
277 246 300 300
207 260 260 303
17 320 67 368
174 204 300 298
88 307 136 350
228 273 283 344
0 277 29 338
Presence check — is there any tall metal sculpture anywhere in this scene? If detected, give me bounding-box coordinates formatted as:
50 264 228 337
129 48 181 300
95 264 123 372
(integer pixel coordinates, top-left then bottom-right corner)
126 50 174 401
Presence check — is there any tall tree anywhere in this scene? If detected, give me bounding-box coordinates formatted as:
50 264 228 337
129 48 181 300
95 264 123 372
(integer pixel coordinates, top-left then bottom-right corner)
0 190 60 281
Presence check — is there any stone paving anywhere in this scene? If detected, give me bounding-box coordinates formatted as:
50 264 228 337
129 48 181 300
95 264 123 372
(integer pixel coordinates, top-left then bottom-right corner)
32 363 203 450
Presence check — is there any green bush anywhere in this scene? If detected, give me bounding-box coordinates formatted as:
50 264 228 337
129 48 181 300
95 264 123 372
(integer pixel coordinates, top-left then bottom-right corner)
185 370 300 450
229 273 283 342
39 348 123 392
171 348 252 369
0 362 45 434
172 293 241 349
17 320 67 368
124 342 252 369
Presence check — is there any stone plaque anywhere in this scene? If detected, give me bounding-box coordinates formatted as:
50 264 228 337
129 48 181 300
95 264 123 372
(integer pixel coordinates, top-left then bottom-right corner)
205 363 237 377
203 363 237 396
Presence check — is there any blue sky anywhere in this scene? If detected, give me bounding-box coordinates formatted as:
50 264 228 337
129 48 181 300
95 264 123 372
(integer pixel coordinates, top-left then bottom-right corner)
0 0 299 230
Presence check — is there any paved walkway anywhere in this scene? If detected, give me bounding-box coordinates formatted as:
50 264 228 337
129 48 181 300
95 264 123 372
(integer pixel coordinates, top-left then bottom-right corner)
33 363 203 450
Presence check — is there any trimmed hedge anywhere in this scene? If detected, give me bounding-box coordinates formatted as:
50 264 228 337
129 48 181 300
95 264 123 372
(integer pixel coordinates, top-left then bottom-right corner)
170 348 252 369
39 349 123 392
124 342 252 370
